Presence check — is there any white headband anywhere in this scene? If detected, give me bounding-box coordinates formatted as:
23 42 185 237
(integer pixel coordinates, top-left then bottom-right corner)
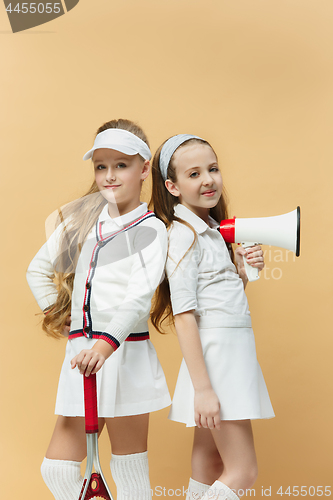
83 129 152 161
159 134 203 181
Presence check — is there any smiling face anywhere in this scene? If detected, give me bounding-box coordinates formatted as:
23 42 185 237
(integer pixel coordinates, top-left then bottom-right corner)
93 148 150 217
164 143 223 222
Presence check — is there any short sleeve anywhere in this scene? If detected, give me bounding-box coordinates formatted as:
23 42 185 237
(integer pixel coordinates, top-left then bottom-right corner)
166 223 200 316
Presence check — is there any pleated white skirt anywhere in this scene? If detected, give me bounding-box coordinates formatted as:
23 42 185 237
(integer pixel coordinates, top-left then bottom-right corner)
55 337 171 417
168 320 274 427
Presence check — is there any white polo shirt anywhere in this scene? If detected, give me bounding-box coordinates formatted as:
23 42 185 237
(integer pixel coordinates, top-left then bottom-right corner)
27 202 167 349
166 204 252 328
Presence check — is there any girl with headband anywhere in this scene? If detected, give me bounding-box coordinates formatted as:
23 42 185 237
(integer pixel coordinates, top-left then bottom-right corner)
150 134 274 500
27 119 171 500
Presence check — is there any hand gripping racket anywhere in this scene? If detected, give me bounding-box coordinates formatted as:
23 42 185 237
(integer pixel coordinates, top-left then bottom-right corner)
78 373 114 500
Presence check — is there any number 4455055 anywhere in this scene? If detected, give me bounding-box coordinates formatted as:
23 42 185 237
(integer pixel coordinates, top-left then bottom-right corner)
6 3 62 14
277 486 331 496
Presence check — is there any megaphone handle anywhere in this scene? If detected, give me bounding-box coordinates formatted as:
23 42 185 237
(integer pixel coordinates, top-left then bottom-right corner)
241 242 260 282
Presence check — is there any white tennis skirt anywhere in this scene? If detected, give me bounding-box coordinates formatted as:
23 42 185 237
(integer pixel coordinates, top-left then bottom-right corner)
168 320 275 427
55 337 171 418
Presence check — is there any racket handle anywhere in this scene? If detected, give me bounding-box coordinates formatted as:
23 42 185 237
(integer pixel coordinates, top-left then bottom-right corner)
83 373 99 434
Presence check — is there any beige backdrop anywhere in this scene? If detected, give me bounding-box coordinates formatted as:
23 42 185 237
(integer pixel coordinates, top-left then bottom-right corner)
1 0 332 498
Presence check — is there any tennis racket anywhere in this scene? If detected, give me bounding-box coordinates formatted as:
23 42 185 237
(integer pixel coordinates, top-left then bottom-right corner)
78 373 114 500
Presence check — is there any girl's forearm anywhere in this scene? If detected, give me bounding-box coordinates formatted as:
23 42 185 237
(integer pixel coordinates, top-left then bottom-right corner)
174 311 213 392
92 339 115 360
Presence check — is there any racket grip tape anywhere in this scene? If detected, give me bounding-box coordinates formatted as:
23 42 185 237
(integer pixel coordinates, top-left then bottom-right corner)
83 373 99 434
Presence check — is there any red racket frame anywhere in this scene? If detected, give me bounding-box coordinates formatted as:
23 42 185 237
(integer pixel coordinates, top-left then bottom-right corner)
78 373 114 500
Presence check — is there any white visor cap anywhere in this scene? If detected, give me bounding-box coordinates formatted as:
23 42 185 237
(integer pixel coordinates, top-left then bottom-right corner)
83 129 152 161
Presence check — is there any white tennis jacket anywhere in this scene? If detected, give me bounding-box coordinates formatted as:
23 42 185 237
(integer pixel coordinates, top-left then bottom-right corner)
27 202 167 350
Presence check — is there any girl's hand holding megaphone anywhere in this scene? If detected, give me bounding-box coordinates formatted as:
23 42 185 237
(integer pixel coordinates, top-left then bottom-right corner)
235 245 265 286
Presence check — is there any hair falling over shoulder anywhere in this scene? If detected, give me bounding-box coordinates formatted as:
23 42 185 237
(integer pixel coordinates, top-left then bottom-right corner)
43 119 150 339
149 137 234 334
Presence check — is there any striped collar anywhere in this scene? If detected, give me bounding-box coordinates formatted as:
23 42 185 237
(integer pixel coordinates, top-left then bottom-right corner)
98 202 148 228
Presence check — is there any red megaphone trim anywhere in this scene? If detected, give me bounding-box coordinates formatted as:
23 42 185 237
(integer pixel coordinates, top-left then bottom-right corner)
218 217 236 243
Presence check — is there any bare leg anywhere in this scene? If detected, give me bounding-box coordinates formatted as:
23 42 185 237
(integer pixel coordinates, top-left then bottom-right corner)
106 414 151 500
105 413 149 455
210 419 258 493
191 426 223 485
45 415 105 461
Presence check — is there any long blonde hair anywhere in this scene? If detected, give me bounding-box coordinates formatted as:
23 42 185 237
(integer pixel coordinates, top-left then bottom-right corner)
149 137 233 334
43 119 150 339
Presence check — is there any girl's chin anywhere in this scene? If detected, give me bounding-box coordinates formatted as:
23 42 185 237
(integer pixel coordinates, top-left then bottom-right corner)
201 197 219 208
100 189 117 203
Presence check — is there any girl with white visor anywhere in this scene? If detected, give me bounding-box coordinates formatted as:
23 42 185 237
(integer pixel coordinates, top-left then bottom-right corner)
27 119 171 500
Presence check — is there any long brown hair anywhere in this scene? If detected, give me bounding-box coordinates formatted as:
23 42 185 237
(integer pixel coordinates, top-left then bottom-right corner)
149 137 233 334
43 119 150 339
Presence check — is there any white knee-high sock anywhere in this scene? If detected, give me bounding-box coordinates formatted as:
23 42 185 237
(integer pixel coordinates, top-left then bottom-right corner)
110 451 151 500
41 457 84 500
186 477 210 499
201 480 239 500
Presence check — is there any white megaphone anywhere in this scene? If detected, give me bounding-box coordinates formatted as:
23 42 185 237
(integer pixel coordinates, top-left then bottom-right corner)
218 207 301 282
